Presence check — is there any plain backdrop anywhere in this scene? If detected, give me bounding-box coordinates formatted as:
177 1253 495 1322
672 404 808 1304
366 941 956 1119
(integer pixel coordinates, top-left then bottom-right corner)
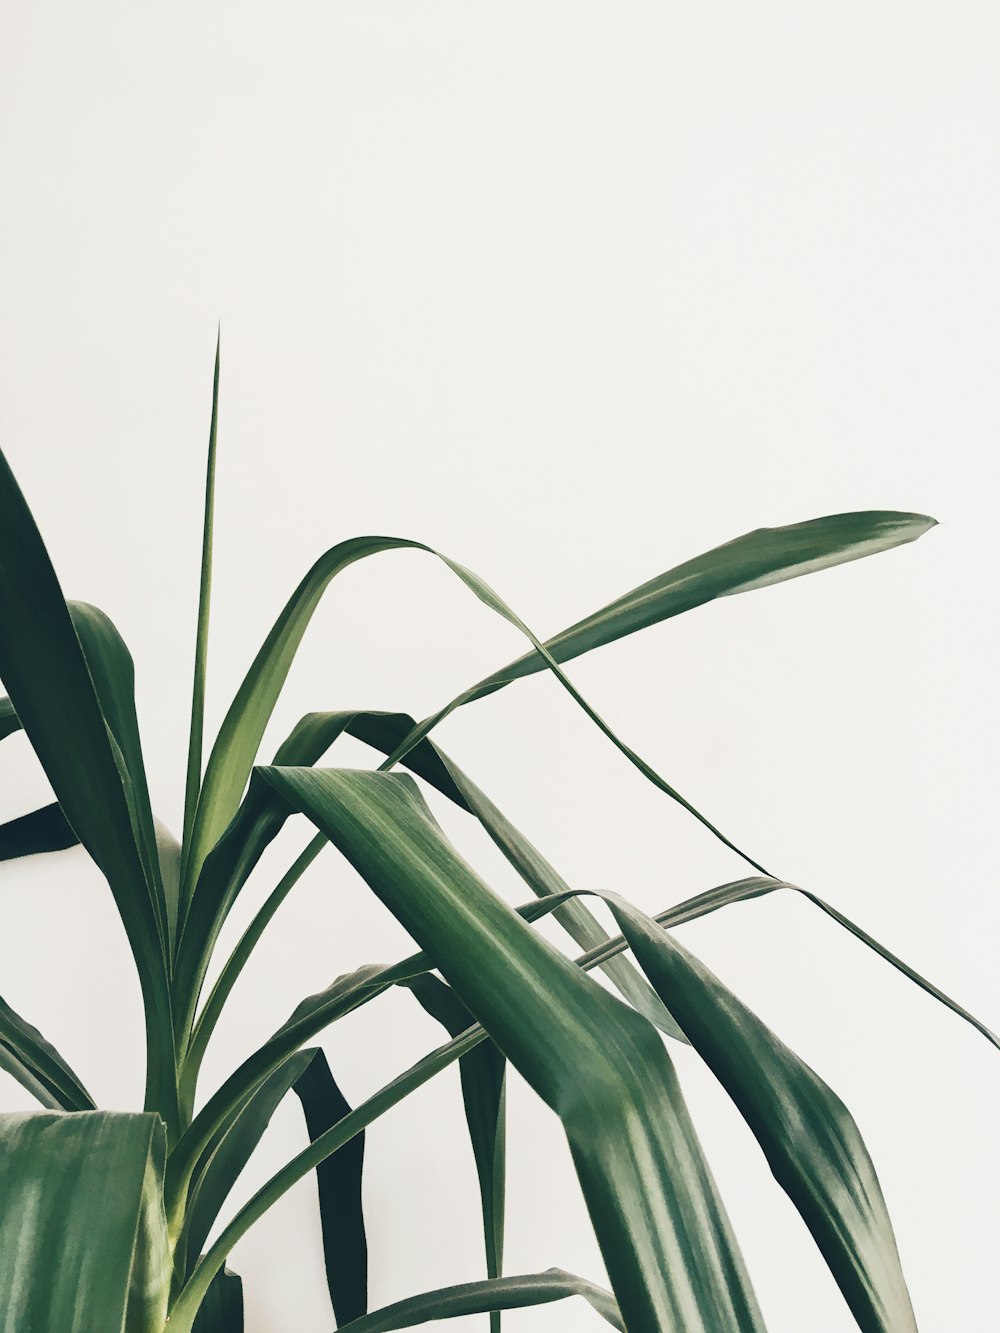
1 4 997 1330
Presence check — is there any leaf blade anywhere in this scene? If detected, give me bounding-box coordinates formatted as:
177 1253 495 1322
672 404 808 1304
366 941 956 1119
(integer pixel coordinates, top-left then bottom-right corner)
293 1049 368 1327
335 1269 624 1332
257 767 765 1333
0 1110 169 1332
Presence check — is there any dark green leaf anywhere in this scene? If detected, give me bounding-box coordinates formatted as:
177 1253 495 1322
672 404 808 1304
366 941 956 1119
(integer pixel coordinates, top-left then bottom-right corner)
183 1050 315 1275
0 696 20 742
191 1267 243 1333
0 448 175 1119
596 892 918 1333
293 1048 368 1326
257 767 765 1333
0 993 94 1110
0 801 78 860
403 973 506 1327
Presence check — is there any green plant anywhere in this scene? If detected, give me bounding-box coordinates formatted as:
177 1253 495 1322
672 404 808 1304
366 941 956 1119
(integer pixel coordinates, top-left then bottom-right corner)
0 344 994 1333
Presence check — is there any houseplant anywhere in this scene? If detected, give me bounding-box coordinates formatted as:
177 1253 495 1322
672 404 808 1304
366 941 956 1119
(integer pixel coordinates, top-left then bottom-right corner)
0 346 993 1332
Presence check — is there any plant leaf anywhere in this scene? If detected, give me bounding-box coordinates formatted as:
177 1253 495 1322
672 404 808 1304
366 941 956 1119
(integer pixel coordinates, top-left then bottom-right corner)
293 1048 368 1326
180 710 680 1054
182 519 793 903
256 767 765 1333
464 511 937 703
191 1267 244 1333
0 447 175 1118
0 1110 170 1331
68 601 169 946
403 973 506 1329
593 891 918 1333
335 1268 624 1332
0 802 78 860
183 334 221 861
0 994 94 1111
0 696 20 742
182 1049 315 1276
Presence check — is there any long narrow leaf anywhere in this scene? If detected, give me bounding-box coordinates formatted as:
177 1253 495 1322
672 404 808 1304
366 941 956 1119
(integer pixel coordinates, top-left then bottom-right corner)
0 802 78 860
182 1049 315 1275
335 1269 624 1332
0 449 175 1119
595 892 918 1333
0 994 94 1111
257 767 765 1333
293 1048 368 1326
464 511 936 703
181 712 678 1053
403 973 506 1329
69 601 168 938
182 524 782 903
183 333 221 859
0 1110 169 1331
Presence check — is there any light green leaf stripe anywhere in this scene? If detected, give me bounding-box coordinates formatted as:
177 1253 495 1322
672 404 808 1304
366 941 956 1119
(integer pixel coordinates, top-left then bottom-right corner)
0 1111 169 1333
255 766 765 1333
335 1268 624 1332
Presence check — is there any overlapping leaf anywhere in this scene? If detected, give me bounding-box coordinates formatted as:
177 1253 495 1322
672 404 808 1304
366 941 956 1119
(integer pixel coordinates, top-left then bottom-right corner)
335 1269 623 1332
403 973 506 1326
253 767 765 1333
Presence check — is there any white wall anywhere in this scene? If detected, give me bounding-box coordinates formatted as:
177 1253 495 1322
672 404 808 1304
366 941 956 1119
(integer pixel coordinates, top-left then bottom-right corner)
1 4 997 1329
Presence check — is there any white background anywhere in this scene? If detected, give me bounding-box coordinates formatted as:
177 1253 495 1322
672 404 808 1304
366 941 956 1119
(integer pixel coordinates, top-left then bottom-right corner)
1 4 998 1330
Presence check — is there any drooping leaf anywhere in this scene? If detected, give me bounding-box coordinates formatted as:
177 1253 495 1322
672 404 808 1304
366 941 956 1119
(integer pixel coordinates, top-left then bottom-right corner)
255 767 765 1333
334 1269 624 1332
0 1110 169 1332
463 511 937 703
183 514 808 903
329 711 682 1041
656 876 1000 1051
0 993 94 1110
0 801 78 860
293 1048 368 1326
180 711 679 1055
403 974 506 1331
593 891 918 1333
